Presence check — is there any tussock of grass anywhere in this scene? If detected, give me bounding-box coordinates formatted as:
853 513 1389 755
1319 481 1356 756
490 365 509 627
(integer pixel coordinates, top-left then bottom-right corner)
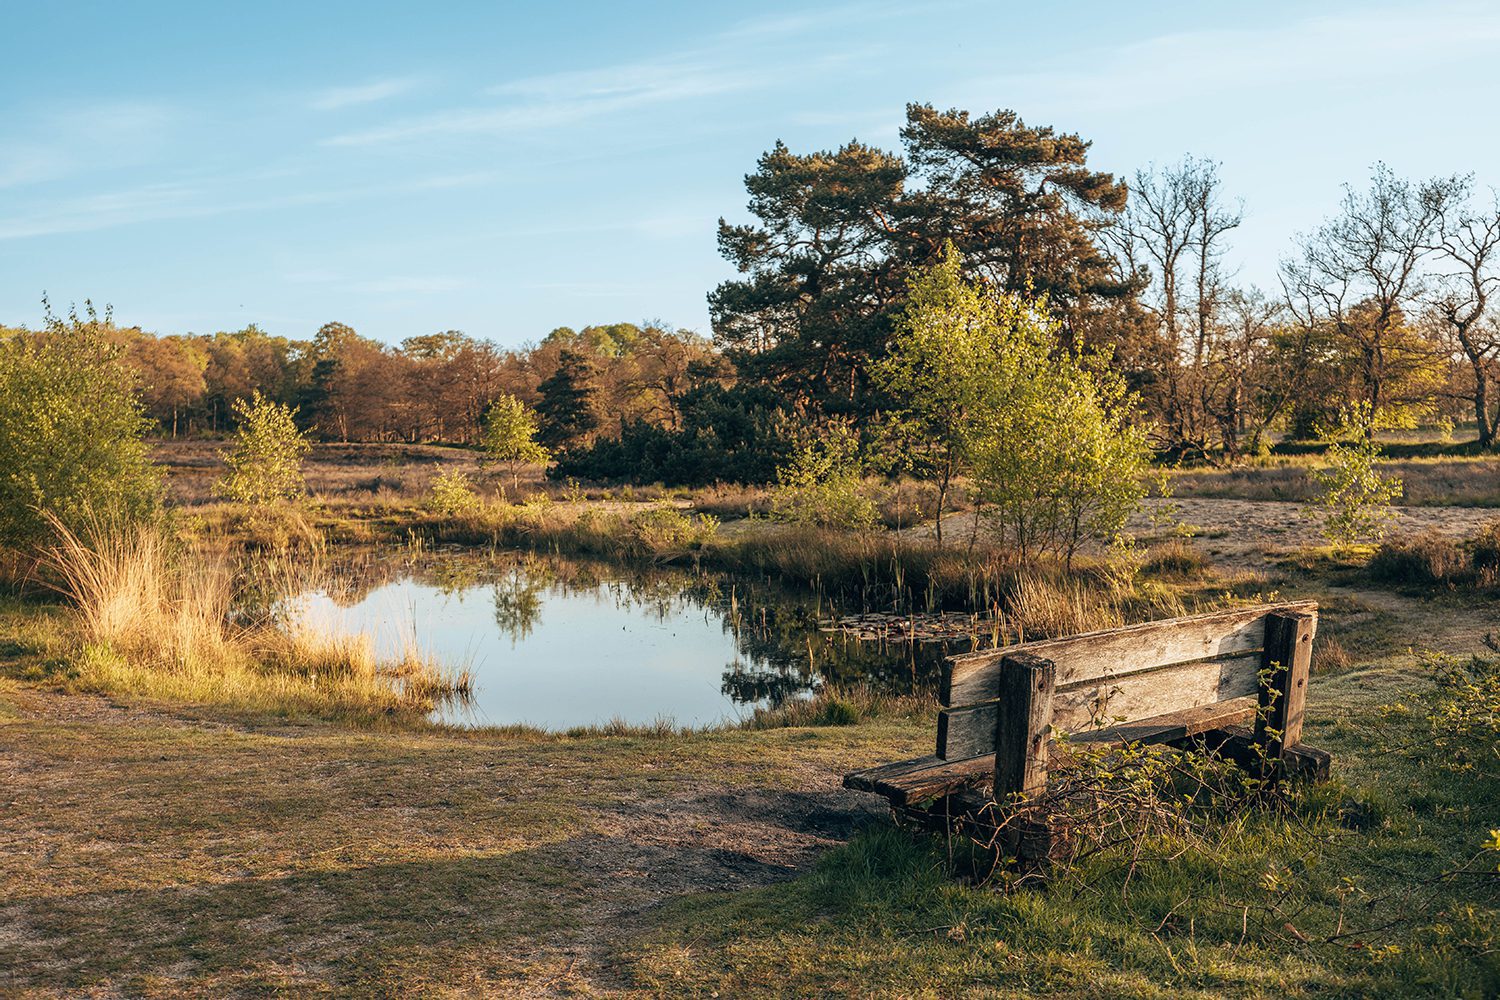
1139 537 1210 577
40 517 470 724
1369 520 1500 591
740 685 931 730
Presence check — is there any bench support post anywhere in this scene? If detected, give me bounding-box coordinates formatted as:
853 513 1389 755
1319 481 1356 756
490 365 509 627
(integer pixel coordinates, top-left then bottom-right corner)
995 652 1056 863
1255 611 1315 764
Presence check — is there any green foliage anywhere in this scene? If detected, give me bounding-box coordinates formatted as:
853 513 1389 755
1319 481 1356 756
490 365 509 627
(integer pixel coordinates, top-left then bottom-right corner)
972 341 1152 564
215 391 312 505
0 302 162 553
713 105 1131 420
1421 651 1500 775
536 349 601 449
874 243 1008 542
426 469 483 517
481 394 549 486
770 425 878 530
1307 406 1403 545
625 506 719 551
881 250 1149 561
551 383 798 486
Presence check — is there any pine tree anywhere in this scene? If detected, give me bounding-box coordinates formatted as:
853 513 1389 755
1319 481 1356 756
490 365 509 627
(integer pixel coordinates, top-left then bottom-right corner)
536 350 601 450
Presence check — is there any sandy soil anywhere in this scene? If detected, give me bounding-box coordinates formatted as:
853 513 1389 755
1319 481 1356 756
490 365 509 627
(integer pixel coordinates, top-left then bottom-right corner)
1135 497 1499 564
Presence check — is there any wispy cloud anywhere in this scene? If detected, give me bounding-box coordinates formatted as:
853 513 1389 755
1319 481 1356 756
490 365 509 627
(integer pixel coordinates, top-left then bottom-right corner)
967 3 1500 115
323 11 888 150
310 76 423 111
0 99 181 189
0 171 494 241
0 146 66 188
323 57 763 147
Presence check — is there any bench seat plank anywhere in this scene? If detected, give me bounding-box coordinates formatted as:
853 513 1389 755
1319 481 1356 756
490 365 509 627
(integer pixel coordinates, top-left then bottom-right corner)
847 697 1262 806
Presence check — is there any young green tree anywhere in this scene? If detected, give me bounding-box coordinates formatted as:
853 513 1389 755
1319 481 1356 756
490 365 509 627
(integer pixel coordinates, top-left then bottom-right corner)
0 302 162 554
971 346 1152 566
215 391 312 505
875 243 1006 545
1305 404 1403 546
769 423 878 530
880 251 1150 563
481 394 550 488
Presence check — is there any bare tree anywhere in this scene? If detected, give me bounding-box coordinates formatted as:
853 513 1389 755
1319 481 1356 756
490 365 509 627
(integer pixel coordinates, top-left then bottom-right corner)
1116 156 1241 457
1431 191 1500 448
1281 164 1467 438
1216 287 1286 457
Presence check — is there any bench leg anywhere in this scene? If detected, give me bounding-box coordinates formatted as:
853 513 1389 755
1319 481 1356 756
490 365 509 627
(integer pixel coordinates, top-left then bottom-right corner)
1256 610 1315 765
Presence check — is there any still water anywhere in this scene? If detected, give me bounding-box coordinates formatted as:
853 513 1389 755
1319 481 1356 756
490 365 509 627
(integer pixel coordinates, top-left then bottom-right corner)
291 552 959 730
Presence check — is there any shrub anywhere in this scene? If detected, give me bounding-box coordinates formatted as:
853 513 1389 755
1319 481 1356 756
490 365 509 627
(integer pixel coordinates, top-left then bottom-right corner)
426 469 483 516
626 506 718 551
971 333 1152 566
0 303 162 555
1369 530 1465 586
1306 409 1403 545
769 425 878 531
549 384 799 486
215 391 312 505
876 249 1151 559
1420 651 1500 776
1469 520 1500 575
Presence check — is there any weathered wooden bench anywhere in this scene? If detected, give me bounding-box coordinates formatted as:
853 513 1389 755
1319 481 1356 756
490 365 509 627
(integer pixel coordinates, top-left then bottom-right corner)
845 601 1330 856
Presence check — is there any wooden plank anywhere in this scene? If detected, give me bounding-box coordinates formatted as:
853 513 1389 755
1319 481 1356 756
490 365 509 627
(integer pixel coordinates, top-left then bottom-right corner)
936 702 997 761
994 653 1055 799
939 692 1260 761
1256 611 1316 755
843 754 995 807
853 699 1264 807
1050 651 1262 734
936 656 1266 758
1063 696 1258 746
943 600 1318 709
1175 725 1332 781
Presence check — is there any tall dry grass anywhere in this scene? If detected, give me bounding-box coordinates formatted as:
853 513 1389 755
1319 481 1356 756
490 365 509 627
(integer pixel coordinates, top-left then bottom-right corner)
42 515 470 723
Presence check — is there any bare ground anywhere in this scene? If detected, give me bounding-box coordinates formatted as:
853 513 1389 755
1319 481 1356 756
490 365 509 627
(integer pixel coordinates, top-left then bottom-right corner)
5 489 1498 994
0 678 897 996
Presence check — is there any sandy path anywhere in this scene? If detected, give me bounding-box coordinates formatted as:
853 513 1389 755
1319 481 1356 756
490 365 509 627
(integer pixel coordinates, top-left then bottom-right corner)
1133 497 1498 567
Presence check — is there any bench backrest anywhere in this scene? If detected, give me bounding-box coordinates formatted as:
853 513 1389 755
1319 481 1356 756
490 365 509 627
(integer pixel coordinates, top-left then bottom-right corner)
935 601 1319 761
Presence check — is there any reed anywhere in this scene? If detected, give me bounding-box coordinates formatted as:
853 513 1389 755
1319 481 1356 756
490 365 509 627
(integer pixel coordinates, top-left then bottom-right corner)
41 514 470 724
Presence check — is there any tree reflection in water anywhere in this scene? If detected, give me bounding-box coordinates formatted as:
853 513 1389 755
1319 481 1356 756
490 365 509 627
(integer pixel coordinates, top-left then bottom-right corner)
278 547 974 715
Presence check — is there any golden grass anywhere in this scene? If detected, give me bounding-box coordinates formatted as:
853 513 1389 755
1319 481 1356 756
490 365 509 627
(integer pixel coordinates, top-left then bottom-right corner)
41 516 470 724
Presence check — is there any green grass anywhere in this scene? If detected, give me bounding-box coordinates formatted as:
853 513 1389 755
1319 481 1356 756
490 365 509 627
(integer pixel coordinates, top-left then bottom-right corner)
2 583 1497 996
3 502 1498 996
626 665 1500 998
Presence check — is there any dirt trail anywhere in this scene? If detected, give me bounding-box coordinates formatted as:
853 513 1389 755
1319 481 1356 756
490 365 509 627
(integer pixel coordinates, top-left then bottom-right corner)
1136 497 1497 565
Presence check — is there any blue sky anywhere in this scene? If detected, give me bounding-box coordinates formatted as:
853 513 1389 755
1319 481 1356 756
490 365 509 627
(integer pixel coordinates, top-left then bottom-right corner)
4 1 1499 347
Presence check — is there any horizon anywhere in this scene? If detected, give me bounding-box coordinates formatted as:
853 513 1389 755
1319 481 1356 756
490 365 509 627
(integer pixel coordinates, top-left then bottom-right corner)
5 0 1500 346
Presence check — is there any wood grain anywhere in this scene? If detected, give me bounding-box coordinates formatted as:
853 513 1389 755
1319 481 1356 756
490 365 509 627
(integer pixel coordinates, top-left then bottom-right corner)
937 652 1263 757
943 600 1318 709
1256 610 1317 755
994 652 1055 799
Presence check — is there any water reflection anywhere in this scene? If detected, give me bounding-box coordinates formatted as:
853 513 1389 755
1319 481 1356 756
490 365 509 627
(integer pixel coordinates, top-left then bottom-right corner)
291 549 964 730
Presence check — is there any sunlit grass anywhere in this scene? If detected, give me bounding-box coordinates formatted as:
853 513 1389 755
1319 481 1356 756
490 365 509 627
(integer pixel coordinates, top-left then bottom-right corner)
38 515 470 724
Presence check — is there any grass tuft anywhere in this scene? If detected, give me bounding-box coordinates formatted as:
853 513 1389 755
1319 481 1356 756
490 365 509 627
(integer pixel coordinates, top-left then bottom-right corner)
38 516 470 724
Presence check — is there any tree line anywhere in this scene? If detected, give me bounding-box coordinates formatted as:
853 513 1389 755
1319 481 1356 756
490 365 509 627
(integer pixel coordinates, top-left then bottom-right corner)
9 102 1500 482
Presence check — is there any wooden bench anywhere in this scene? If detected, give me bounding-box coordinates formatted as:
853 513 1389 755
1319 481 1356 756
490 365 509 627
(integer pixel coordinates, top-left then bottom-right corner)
845 601 1330 853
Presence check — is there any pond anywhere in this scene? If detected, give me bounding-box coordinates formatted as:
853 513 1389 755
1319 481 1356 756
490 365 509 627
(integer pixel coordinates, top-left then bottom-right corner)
288 551 988 731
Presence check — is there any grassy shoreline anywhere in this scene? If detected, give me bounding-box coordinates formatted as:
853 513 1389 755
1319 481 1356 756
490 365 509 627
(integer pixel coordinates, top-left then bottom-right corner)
2 444 1497 995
